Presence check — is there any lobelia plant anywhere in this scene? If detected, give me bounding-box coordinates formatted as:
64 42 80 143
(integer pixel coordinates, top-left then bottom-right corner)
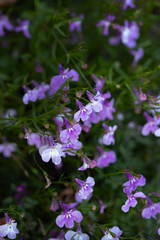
1 0 160 239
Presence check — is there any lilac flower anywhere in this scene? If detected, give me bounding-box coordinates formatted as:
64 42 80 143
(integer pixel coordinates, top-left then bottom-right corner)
75 191 92 203
101 226 122 240
32 81 50 100
75 177 95 200
48 64 79 96
82 119 92 133
0 142 16 158
23 86 38 104
49 230 64 240
39 143 65 165
0 213 19 239
63 139 82 150
78 156 96 171
35 60 43 73
86 91 103 112
53 115 64 132
96 15 115 36
63 139 82 156
23 82 49 104
88 111 101 124
121 21 139 48
0 12 13 36
109 35 121 45
98 198 107 214
65 224 89 240
60 118 82 143
74 99 92 122
27 133 42 149
69 15 84 33
142 197 160 219
123 171 146 194
121 191 146 212
158 228 160 235
15 19 31 38
4 109 17 119
50 199 60 212
92 74 105 92
142 112 159 136
102 124 117 145
96 147 116 169
99 99 115 121
14 184 26 204
56 204 83 229
130 48 144 66
122 0 135 10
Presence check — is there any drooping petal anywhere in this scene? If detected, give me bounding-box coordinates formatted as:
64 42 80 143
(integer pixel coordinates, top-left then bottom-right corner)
68 69 79 81
60 129 69 143
109 226 123 237
71 210 83 223
56 214 66 228
86 177 95 186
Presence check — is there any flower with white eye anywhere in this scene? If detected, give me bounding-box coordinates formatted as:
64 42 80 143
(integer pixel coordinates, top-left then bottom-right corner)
0 213 19 239
39 143 65 165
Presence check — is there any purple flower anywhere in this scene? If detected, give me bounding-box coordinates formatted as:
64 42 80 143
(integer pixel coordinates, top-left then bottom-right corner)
75 177 95 200
15 19 31 38
109 35 121 45
130 48 144 66
158 228 160 235
98 198 107 214
48 64 79 96
96 15 115 36
121 21 139 48
78 156 96 171
49 230 64 240
50 199 60 212
123 171 146 194
0 13 13 36
60 118 82 143
142 197 160 219
35 60 43 73
96 147 116 169
102 124 117 145
99 99 115 121
0 213 19 239
75 191 92 203
16 184 26 194
0 142 16 158
101 226 122 240
65 224 89 240
74 99 92 122
56 204 83 229
86 91 103 112
4 109 17 119
142 112 159 136
63 139 82 156
53 115 64 132
92 74 105 92
39 143 65 165
23 82 49 104
122 0 135 10
23 87 38 104
69 14 84 33
121 192 146 212
27 133 42 149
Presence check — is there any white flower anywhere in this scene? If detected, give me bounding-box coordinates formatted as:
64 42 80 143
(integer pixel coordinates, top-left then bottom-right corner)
39 143 65 165
0 214 19 239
